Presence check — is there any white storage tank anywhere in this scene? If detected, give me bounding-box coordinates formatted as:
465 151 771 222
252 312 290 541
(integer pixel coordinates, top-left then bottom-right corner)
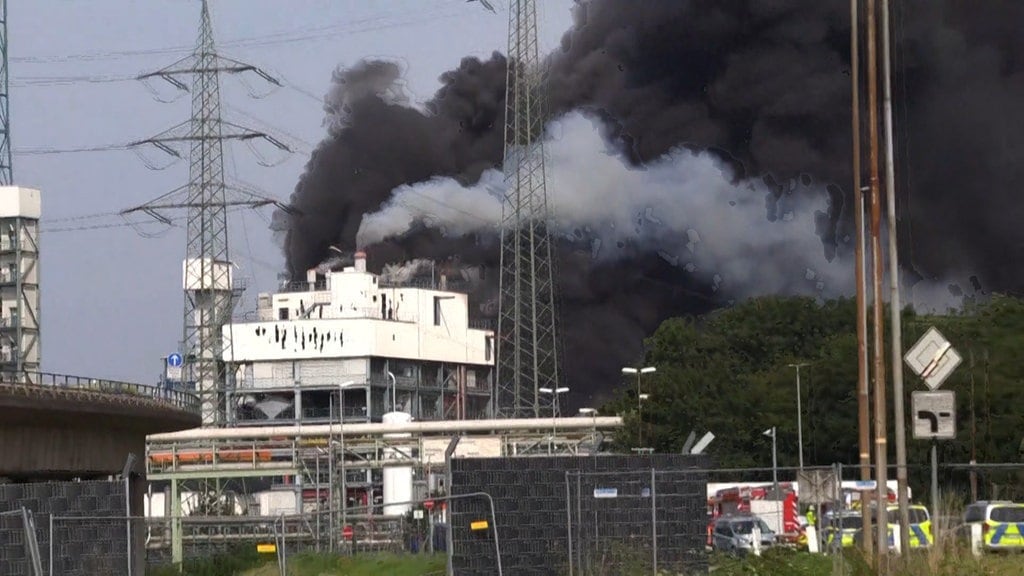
382 411 414 516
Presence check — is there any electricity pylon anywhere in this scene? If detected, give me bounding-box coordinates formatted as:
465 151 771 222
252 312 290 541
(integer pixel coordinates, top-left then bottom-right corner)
495 0 561 418
124 0 289 427
0 0 13 185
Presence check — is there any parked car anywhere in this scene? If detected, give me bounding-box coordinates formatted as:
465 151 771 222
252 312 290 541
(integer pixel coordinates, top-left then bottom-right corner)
711 514 776 555
962 500 1024 550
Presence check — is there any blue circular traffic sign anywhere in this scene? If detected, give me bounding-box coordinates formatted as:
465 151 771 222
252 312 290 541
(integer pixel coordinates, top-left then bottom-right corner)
167 353 183 367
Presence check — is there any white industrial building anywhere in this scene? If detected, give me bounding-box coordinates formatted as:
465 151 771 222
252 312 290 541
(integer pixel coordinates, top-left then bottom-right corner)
0 186 40 378
147 251 623 538
221 250 496 425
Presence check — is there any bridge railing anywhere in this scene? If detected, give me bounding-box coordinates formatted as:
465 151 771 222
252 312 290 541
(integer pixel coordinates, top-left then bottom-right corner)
0 370 200 415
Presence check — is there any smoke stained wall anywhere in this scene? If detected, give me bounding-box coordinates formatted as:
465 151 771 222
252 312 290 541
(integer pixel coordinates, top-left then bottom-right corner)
274 0 1024 405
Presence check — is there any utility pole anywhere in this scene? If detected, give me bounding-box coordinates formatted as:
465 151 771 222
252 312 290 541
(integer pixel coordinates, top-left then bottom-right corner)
0 0 11 185
970 349 978 502
123 0 290 427
850 0 874 558
866 0 890 566
495 0 562 419
880 0 910 557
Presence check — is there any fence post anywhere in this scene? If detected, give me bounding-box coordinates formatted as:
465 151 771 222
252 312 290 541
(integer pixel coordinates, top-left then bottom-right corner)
21 508 43 576
48 513 54 576
576 472 582 572
565 472 574 576
832 463 844 576
650 467 657 575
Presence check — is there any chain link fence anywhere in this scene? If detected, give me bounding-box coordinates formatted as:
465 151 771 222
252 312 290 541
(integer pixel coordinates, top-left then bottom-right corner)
561 463 869 575
566 468 707 575
48 515 139 576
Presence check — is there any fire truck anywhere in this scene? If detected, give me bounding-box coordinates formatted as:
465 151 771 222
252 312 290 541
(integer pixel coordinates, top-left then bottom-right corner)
707 482 802 547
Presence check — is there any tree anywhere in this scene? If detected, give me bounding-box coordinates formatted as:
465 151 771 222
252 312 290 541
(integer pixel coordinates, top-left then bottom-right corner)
603 295 1024 500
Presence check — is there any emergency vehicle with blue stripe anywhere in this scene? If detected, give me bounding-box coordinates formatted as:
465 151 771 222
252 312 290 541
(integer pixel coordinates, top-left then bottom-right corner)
963 501 1024 550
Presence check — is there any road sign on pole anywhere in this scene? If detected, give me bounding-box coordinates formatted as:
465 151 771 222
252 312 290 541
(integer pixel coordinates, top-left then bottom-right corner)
904 327 961 390
911 390 956 440
166 353 184 381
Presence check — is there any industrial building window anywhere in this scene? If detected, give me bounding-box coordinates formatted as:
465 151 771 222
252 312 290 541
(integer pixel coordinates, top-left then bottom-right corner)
279 308 289 320
485 336 493 361
433 296 442 326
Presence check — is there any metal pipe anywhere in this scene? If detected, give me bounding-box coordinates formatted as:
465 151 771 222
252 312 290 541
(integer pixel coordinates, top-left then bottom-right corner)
881 0 910 556
387 371 396 412
850 0 874 559
866 0 890 565
149 417 624 441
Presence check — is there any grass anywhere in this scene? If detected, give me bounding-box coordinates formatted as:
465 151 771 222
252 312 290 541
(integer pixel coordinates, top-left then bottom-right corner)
148 545 1023 576
242 552 445 576
709 546 1024 576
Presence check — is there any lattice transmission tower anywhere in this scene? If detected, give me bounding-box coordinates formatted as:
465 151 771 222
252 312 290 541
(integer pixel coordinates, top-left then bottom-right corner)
495 0 561 419
0 0 12 185
124 0 289 427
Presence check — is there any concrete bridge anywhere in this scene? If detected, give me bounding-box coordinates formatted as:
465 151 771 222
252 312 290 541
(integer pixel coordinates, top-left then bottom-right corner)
0 372 200 481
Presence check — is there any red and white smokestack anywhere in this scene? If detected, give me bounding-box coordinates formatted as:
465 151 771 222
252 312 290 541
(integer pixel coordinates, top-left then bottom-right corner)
354 250 367 273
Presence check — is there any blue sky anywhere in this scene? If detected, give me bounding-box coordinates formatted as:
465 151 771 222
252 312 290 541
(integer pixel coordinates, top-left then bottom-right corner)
11 0 575 384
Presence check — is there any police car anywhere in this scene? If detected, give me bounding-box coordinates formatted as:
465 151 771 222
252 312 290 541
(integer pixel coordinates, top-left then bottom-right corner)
963 500 1024 550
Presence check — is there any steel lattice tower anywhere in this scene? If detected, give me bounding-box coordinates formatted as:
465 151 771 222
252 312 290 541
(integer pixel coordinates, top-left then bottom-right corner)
0 0 13 185
495 0 561 419
125 0 288 427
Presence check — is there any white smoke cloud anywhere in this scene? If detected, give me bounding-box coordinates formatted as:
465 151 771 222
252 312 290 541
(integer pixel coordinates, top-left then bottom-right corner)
357 111 878 299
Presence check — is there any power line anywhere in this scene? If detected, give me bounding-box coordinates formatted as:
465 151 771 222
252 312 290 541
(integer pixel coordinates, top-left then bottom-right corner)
13 144 130 155
11 5 466 65
11 73 140 87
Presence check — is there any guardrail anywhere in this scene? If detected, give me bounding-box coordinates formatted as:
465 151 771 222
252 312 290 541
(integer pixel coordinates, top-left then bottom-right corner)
0 370 200 415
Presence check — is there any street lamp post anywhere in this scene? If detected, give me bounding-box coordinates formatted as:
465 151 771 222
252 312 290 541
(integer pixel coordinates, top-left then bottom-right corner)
539 387 569 453
788 363 810 470
622 367 656 447
764 426 781 532
337 380 355 551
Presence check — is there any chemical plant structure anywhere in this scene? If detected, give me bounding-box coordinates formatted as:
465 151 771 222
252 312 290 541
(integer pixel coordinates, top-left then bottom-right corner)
0 186 39 379
143 252 621 562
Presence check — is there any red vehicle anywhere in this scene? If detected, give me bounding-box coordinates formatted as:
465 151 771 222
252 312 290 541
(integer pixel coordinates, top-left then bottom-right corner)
707 483 802 546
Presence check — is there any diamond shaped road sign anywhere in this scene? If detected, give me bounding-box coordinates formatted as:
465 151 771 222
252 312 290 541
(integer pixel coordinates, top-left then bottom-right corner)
904 327 962 390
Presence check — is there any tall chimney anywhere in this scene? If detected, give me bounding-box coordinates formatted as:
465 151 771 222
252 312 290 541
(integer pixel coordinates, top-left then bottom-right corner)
354 250 367 273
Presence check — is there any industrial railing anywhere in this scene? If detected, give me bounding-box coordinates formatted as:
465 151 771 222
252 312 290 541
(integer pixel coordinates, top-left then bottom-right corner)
0 370 200 415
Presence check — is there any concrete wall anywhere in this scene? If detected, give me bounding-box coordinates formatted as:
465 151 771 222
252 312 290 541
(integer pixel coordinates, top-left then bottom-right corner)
0 425 144 478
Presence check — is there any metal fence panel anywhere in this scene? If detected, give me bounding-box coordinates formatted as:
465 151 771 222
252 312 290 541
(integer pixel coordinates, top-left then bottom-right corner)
567 468 707 575
449 454 710 576
50 515 136 576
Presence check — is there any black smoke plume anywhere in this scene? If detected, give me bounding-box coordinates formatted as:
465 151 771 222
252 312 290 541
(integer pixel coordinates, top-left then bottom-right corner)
274 0 1024 406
